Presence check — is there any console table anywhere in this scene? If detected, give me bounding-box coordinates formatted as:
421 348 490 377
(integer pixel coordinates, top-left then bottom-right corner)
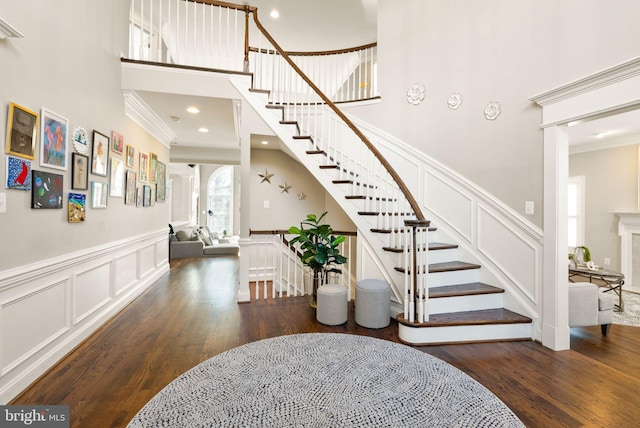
569 266 624 311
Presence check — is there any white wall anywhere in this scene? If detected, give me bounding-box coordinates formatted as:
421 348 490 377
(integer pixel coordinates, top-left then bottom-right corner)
347 0 640 228
570 144 639 270
0 0 170 402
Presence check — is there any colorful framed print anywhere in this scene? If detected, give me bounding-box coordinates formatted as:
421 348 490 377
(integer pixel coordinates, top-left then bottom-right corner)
139 152 149 182
143 184 152 206
111 131 124 154
136 186 143 207
125 170 137 205
109 157 124 197
39 108 68 170
6 156 32 190
71 153 89 190
156 161 166 202
31 170 63 209
91 181 108 209
126 144 135 168
6 102 38 160
68 192 86 223
91 130 110 176
72 127 89 154
150 152 158 183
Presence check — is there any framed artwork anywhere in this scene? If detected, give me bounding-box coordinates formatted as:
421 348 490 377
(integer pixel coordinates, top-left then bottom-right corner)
72 127 89 155
39 108 68 170
68 193 86 223
31 170 63 209
136 186 143 207
91 181 108 209
125 170 137 205
139 151 149 182
143 184 152 206
156 161 166 202
91 130 109 176
111 131 124 154
109 157 124 197
6 102 38 160
71 153 89 190
150 152 158 183
126 144 135 168
6 156 32 190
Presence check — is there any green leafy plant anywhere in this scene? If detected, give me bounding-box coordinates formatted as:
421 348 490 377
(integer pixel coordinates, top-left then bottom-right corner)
288 212 348 302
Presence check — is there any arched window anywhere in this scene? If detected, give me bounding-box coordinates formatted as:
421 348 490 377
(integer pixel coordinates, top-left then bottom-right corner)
207 166 233 235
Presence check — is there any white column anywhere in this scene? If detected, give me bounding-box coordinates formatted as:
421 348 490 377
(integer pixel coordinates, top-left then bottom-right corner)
237 100 251 303
541 125 570 350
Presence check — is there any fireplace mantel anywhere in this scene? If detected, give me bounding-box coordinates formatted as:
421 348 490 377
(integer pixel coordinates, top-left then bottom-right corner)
615 212 640 292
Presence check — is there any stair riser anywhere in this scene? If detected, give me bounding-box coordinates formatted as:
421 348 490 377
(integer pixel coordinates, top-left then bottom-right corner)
398 323 532 345
428 293 503 314
425 248 458 264
428 269 479 287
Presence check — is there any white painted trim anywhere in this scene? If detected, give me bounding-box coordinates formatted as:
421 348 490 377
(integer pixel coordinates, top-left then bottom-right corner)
570 134 640 155
0 17 24 39
122 90 175 147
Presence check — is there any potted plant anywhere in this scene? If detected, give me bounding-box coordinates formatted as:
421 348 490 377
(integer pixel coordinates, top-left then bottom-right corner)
288 212 348 306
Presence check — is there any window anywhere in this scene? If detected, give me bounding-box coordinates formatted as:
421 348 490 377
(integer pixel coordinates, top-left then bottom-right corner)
207 166 233 235
568 176 585 249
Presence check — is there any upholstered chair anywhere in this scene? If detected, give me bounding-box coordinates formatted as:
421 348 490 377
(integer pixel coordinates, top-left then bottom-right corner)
568 282 615 336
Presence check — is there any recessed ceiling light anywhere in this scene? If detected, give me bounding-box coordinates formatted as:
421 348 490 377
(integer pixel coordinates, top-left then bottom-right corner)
270 10 279 18
198 127 209 133
187 106 200 114
594 130 616 139
261 140 269 145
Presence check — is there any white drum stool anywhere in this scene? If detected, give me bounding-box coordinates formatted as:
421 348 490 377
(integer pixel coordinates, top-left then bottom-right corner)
355 279 390 328
316 284 348 325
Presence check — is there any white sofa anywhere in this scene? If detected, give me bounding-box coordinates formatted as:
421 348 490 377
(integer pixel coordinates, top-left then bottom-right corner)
568 282 615 336
169 225 239 258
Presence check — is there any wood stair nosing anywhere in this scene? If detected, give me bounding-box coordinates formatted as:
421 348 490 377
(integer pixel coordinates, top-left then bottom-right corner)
306 150 325 155
371 226 436 234
249 88 271 95
345 195 398 202
358 211 415 217
393 260 481 274
428 282 504 299
396 308 532 328
383 242 458 253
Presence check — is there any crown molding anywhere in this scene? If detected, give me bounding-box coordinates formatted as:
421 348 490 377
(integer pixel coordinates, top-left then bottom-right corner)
530 56 640 106
122 90 175 148
0 17 24 39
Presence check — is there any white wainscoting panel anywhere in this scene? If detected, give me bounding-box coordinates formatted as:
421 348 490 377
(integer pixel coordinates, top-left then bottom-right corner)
425 171 473 242
477 206 539 302
0 229 169 404
1 280 69 376
73 262 112 325
115 251 138 295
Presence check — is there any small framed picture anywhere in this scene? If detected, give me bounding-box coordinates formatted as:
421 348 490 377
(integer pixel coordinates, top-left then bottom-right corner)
111 131 124 154
6 102 38 160
136 186 143 207
125 170 137 205
6 156 32 190
156 161 166 202
109 157 124 197
91 181 108 209
143 184 152 206
68 192 86 223
139 152 149 182
71 153 89 190
39 108 68 170
126 144 135 168
32 170 63 209
150 152 158 183
91 130 110 176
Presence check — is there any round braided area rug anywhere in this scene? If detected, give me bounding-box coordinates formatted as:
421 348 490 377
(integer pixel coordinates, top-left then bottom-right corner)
128 333 524 427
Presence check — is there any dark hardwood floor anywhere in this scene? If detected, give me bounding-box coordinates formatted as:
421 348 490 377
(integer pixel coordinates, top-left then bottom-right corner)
12 257 640 427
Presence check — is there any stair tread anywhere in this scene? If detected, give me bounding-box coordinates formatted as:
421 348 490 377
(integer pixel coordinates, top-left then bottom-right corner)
394 261 480 274
397 308 532 327
383 242 458 253
306 150 325 155
372 226 436 234
429 282 504 298
293 135 313 140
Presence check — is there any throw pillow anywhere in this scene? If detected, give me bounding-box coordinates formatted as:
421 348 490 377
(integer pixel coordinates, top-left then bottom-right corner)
198 228 213 246
175 230 190 241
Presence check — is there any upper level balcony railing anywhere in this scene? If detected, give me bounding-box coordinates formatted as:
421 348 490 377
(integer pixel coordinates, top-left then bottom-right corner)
127 0 378 103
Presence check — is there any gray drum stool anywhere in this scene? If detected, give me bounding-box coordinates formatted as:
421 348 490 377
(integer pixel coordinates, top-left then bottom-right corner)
355 279 390 328
316 284 348 325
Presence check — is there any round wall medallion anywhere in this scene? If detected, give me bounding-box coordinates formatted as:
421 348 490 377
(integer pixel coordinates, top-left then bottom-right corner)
484 101 501 120
407 84 426 106
447 93 462 110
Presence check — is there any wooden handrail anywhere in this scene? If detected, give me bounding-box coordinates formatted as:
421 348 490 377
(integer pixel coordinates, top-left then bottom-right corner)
189 0 256 12
248 42 377 57
250 10 426 222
